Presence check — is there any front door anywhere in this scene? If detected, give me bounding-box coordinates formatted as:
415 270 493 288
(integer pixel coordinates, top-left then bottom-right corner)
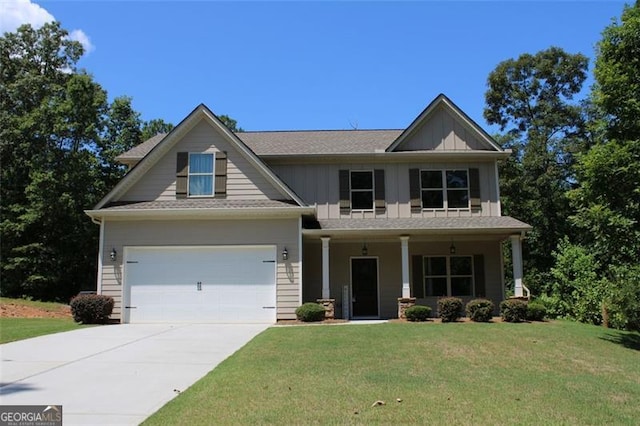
351 258 378 317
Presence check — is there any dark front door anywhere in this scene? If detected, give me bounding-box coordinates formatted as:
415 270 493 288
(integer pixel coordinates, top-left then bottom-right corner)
351 258 378 317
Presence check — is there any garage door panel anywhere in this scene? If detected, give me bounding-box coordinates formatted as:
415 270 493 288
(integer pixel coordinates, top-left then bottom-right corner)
125 246 277 323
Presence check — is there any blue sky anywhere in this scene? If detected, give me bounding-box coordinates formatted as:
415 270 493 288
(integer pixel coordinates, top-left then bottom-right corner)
3 1 627 132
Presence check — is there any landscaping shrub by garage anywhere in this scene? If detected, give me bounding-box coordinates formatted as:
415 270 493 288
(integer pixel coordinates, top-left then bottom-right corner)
500 299 528 322
466 299 495 322
526 301 547 321
405 305 431 322
70 294 114 324
437 297 463 322
295 302 326 322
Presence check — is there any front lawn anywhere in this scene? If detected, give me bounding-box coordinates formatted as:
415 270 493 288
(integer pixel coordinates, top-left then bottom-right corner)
0 318 85 344
144 321 640 425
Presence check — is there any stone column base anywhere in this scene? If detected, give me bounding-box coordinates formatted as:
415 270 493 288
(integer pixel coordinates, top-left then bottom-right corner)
397 297 417 319
316 298 335 320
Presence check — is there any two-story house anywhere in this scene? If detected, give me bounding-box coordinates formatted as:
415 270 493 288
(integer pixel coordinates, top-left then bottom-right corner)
86 94 531 323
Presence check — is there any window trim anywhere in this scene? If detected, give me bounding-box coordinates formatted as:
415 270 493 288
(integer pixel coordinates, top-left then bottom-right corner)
187 152 216 198
419 169 470 210
422 255 475 297
350 170 375 211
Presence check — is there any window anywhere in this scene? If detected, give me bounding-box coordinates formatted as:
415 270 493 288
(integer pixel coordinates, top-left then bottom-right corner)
350 171 374 210
420 170 469 209
188 153 215 197
422 256 474 297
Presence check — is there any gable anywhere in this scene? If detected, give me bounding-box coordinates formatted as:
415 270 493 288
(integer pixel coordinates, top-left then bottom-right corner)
118 119 284 202
387 94 502 153
94 104 305 210
396 105 487 151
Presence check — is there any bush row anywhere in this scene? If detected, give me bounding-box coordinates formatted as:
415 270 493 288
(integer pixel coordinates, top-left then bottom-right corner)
294 298 547 323
70 294 114 324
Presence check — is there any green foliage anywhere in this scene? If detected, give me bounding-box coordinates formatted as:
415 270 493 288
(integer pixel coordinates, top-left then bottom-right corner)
404 305 431 322
141 119 174 141
500 299 528 322
437 297 463 322
70 294 114 324
526 301 547 321
295 303 325 322
484 48 589 292
605 265 640 331
219 114 244 132
465 299 495 322
549 238 607 325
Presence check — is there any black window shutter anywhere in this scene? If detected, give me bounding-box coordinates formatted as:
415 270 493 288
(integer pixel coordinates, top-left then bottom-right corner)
339 169 350 214
409 168 421 213
374 169 385 213
215 151 227 198
469 168 481 211
176 152 188 199
412 255 424 298
473 254 485 297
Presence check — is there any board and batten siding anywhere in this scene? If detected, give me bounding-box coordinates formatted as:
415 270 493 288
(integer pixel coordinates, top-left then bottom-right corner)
100 218 300 321
120 120 282 202
270 161 499 220
396 106 487 151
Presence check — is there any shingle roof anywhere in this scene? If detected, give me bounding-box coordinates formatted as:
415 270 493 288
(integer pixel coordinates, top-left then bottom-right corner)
312 217 531 232
115 129 403 160
115 133 166 161
101 199 302 210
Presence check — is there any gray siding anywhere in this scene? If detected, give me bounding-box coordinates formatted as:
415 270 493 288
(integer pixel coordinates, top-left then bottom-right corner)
120 120 282 202
101 218 300 321
271 161 500 219
398 106 486 151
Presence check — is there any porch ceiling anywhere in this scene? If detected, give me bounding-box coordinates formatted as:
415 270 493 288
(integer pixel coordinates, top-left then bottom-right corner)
302 216 531 239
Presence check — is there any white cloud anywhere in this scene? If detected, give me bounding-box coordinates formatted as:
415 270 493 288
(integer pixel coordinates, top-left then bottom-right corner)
69 29 95 53
0 0 94 54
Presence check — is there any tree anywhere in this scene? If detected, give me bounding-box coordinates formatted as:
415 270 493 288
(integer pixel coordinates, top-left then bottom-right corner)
141 118 174 141
219 114 244 132
0 23 108 300
484 47 589 293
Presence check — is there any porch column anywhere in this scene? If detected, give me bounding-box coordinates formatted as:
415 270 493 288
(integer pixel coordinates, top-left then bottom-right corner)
321 237 330 299
510 234 524 297
400 236 410 298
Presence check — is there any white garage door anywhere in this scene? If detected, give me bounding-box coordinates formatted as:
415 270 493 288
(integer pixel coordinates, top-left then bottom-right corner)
124 246 277 323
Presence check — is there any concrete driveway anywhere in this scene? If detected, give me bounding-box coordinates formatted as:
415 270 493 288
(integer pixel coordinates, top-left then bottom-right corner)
0 323 269 425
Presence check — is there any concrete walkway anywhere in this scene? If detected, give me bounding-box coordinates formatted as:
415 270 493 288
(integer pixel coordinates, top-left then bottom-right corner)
0 323 269 425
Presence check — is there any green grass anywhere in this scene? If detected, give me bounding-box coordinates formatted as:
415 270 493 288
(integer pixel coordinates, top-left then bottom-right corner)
144 321 640 425
0 297 87 343
0 318 86 344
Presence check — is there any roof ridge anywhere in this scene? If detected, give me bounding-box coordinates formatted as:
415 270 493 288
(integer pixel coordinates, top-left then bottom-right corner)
236 129 403 134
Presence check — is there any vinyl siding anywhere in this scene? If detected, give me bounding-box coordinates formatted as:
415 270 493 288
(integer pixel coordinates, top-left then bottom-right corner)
119 120 282 202
397 106 487 151
302 238 503 319
271 161 500 219
100 218 300 321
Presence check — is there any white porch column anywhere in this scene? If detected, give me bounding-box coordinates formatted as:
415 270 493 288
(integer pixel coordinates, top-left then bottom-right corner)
400 236 410 298
510 235 524 297
321 237 330 299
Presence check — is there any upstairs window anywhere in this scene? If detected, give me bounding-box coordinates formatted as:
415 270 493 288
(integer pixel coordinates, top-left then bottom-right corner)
350 171 374 210
188 153 215 197
420 169 469 209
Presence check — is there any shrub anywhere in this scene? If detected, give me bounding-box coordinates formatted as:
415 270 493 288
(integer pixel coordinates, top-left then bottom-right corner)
70 294 114 324
405 305 431 322
526 301 547 321
500 299 528 323
437 297 463 322
295 302 326 322
465 299 494 322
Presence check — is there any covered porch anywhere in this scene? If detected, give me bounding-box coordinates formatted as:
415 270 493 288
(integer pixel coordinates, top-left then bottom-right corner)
302 217 531 319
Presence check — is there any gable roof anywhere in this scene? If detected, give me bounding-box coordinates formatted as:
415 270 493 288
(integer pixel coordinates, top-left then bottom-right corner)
114 94 504 161
385 93 503 152
93 104 307 210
